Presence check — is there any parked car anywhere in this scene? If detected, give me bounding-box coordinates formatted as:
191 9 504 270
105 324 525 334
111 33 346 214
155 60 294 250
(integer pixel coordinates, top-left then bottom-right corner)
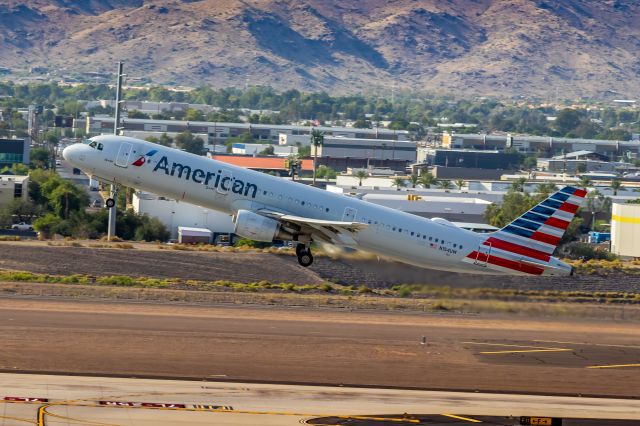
11 222 34 231
92 199 102 208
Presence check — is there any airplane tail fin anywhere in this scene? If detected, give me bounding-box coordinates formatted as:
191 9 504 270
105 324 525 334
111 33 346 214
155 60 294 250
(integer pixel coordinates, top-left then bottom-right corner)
486 186 587 260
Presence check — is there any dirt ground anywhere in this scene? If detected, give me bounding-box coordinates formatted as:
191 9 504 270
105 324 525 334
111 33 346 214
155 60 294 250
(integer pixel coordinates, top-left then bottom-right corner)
0 298 638 397
0 242 323 285
2 241 639 292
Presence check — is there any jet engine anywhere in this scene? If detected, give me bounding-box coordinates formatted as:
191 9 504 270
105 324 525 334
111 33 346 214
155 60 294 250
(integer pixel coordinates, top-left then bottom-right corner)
233 210 292 242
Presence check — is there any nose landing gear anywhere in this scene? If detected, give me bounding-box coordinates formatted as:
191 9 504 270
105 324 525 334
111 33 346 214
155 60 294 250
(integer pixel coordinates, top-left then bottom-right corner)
296 243 313 267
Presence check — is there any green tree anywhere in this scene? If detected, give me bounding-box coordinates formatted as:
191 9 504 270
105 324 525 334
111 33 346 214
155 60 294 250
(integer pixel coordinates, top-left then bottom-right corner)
49 181 88 219
144 136 159 144
409 173 419 188
418 172 436 188
510 177 527 192
391 177 406 191
175 131 204 155
535 182 558 197
578 176 592 188
355 170 368 186
455 179 465 190
184 108 205 121
30 147 50 169
610 178 623 196
352 118 371 129
437 179 453 190
127 110 149 119
554 109 582 136
310 129 324 186
158 133 173 147
576 162 587 174
259 145 275 155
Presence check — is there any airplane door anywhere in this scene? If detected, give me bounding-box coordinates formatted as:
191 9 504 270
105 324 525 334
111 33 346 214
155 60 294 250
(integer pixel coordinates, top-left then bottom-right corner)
216 169 233 195
474 243 491 267
115 143 133 168
342 207 357 222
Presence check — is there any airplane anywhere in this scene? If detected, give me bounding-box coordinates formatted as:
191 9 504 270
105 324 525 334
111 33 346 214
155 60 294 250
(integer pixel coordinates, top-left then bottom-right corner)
63 135 586 276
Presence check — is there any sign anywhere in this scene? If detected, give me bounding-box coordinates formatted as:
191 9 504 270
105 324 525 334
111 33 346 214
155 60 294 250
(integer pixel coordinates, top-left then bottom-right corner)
520 417 562 426
3 397 48 403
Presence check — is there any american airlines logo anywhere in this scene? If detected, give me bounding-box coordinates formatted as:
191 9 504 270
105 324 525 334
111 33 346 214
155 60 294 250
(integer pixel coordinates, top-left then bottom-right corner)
132 149 158 167
152 155 258 199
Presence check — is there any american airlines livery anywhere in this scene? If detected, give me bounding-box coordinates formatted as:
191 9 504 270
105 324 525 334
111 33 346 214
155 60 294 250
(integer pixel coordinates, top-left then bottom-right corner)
63 135 585 276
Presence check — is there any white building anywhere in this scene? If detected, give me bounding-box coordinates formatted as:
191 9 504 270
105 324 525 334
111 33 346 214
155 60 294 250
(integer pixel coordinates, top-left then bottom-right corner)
611 203 640 258
312 137 416 162
132 192 234 243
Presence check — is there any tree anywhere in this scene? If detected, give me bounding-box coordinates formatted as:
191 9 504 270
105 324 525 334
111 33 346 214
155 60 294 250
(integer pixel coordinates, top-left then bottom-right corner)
418 172 437 188
391 177 406 191
145 136 159 144
259 145 275 155
49 181 88 219
455 179 465 190
535 182 558 197
510 177 527 192
175 131 204 155
184 108 205 121
352 118 371 129
554 109 582 136
157 133 173 147
30 147 50 169
576 162 587 174
355 170 368 186
578 176 592 188
409 173 419 188
127 110 149 119
437 179 453 190
585 190 611 230
310 129 324 186
610 178 623 196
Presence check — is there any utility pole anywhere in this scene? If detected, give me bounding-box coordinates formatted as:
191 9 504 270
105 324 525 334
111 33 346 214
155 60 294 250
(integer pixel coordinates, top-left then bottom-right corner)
108 61 124 242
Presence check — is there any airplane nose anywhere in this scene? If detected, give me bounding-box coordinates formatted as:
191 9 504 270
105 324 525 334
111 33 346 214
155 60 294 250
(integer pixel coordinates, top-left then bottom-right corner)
62 144 80 163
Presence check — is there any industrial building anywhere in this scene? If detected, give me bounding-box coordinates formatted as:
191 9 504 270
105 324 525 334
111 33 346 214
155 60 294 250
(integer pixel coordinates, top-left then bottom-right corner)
536 150 634 174
0 174 29 205
207 155 314 176
611 203 640 258
85 117 410 148
443 133 640 158
0 138 30 166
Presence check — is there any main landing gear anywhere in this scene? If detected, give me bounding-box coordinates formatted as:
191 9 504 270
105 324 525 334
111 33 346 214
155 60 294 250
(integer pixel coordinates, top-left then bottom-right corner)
296 243 313 267
105 185 119 209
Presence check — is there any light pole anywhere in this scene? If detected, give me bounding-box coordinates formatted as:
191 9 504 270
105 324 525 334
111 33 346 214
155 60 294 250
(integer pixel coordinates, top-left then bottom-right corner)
107 61 124 242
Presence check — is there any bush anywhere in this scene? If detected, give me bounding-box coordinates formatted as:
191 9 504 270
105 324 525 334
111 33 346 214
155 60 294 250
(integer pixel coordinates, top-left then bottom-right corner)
563 242 617 261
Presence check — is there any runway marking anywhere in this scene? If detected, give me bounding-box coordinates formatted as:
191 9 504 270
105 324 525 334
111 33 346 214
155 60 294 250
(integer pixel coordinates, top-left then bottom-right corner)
480 349 573 355
463 342 572 354
40 405 121 426
586 363 640 369
442 413 482 422
534 340 640 349
337 415 420 423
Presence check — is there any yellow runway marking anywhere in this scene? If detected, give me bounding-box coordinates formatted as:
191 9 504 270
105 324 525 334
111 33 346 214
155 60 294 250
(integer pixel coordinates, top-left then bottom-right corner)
534 340 640 349
586 363 640 369
338 415 420 423
463 342 572 354
443 413 482 422
480 349 573 355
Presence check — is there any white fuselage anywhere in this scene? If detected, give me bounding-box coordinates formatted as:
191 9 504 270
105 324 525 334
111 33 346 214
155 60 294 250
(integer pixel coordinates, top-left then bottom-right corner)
63 135 566 275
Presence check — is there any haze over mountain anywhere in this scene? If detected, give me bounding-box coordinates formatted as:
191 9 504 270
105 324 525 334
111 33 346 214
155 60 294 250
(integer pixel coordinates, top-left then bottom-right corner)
1 0 639 98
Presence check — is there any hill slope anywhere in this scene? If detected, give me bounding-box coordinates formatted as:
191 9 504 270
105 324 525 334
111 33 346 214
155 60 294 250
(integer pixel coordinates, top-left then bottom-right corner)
1 0 639 97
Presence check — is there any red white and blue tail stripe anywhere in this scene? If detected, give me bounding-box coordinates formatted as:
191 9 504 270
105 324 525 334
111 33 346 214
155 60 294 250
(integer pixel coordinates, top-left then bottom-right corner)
465 186 586 275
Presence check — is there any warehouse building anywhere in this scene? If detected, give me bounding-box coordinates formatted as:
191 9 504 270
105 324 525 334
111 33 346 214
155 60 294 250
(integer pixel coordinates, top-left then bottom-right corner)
611 203 640 258
86 117 410 147
0 174 29 205
443 133 640 158
0 138 30 166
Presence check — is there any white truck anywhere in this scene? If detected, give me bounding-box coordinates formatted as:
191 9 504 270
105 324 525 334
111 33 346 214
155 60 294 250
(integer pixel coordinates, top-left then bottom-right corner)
89 178 99 191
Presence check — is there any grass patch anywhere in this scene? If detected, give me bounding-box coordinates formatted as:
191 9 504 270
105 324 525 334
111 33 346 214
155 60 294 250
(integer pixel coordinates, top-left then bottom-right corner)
0 236 21 241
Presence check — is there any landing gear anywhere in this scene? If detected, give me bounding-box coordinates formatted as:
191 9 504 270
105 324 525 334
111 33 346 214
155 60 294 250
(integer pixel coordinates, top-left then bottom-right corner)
105 198 116 209
296 244 313 267
105 184 119 209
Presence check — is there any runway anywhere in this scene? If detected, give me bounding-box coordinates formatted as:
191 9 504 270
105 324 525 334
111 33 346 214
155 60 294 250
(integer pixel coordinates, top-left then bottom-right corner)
0 373 639 425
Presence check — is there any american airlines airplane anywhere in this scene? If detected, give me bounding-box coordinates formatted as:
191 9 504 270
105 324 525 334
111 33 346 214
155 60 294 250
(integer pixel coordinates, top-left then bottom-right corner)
63 135 586 276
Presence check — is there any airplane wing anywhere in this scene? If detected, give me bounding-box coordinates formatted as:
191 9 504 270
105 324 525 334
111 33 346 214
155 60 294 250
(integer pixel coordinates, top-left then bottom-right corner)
258 209 368 247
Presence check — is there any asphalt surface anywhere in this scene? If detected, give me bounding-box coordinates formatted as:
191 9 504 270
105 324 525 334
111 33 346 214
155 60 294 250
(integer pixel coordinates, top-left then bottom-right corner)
0 373 638 426
0 299 638 398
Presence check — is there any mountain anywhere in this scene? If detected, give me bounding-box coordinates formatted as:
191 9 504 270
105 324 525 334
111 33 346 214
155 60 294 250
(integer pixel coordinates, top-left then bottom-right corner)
1 0 639 98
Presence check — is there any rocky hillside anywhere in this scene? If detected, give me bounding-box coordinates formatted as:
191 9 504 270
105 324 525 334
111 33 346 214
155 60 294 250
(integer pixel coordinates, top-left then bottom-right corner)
1 0 639 97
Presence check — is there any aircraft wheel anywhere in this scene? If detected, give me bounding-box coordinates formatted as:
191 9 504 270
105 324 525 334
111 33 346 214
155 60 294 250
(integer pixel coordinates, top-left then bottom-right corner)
105 198 116 209
297 250 313 267
295 243 306 256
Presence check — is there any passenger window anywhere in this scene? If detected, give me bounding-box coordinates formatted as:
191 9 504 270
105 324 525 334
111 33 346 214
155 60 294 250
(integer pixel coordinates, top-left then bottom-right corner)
411 232 414 236
263 190 268 195
325 208 329 212
453 244 457 248
301 201 305 206
429 237 432 241
398 228 402 232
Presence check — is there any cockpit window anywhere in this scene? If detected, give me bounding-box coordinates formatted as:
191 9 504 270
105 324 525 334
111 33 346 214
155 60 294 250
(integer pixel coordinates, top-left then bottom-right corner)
89 141 97 148
82 139 92 145
97 143 104 151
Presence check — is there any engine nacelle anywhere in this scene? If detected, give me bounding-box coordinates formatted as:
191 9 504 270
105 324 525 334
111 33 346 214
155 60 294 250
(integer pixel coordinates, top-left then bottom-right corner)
233 210 283 242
